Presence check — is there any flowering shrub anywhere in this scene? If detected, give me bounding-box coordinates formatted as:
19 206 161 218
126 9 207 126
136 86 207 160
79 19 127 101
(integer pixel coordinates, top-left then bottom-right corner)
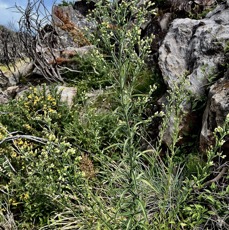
0 84 121 226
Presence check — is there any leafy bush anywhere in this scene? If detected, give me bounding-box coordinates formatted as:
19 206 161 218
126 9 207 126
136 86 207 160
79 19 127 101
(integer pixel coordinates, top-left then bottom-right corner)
0 84 124 227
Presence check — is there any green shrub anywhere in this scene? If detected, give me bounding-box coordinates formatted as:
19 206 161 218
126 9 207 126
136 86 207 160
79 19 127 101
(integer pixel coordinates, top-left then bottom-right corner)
0 84 124 227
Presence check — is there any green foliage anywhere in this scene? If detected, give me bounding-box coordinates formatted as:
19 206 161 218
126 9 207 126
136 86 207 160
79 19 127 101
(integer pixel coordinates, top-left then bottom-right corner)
0 84 124 227
0 0 228 229
0 85 70 135
65 51 113 89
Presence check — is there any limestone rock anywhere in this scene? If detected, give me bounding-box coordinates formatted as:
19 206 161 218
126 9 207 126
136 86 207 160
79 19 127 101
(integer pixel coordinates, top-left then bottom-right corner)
0 72 9 89
200 76 229 154
158 1 229 147
35 5 95 66
0 89 9 104
0 86 19 104
56 86 77 108
1 61 35 90
5 86 19 97
52 5 93 49
36 45 94 66
17 85 77 108
159 16 229 97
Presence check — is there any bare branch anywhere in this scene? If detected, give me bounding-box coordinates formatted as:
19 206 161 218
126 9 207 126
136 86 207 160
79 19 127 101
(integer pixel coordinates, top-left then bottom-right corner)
0 134 52 146
14 0 65 83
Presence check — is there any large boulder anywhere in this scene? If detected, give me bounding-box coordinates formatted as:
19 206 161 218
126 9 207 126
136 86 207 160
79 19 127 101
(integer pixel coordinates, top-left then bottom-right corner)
159 2 229 97
158 1 229 146
0 62 34 90
200 75 229 154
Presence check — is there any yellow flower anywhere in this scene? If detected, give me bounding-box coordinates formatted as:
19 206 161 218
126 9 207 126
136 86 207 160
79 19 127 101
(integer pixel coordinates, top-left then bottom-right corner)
9 198 19 206
23 124 32 130
11 151 17 158
24 193 29 200
47 94 53 101
20 193 29 200
49 134 56 141
48 107 57 114
18 139 24 145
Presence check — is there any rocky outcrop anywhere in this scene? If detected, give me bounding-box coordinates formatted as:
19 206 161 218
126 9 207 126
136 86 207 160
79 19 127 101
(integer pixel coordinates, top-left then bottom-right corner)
0 62 34 90
158 0 229 148
34 5 95 69
36 45 94 66
52 5 94 48
158 2 229 97
0 3 96 89
200 75 229 154
0 86 20 104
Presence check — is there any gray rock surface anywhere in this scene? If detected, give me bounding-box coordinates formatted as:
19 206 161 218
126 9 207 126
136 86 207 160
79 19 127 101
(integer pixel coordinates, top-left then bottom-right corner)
158 1 229 147
52 5 94 49
0 62 34 91
56 86 77 108
0 89 9 104
0 72 9 89
16 85 77 108
0 86 19 104
200 76 229 154
158 6 229 97
36 45 94 65
34 5 95 67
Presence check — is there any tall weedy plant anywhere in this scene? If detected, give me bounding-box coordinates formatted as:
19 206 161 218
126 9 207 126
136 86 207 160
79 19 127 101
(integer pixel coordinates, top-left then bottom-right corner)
86 0 156 228
88 0 156 228
44 0 157 229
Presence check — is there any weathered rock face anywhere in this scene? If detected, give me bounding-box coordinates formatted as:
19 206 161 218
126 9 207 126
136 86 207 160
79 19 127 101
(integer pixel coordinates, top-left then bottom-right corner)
0 62 34 92
52 5 94 49
142 0 219 65
0 89 10 104
36 44 94 66
0 72 9 89
159 3 229 97
35 5 95 67
158 0 229 147
200 76 229 154
56 86 77 108
0 86 19 104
